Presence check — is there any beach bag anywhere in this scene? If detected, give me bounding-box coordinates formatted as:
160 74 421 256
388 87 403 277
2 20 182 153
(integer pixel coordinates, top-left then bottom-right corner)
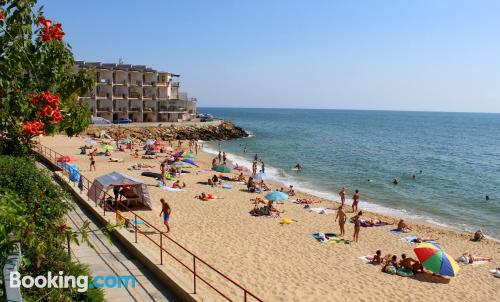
385 265 397 275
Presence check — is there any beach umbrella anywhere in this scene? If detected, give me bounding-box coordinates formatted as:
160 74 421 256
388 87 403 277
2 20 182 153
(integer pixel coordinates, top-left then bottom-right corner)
145 139 155 145
184 152 196 158
170 161 189 168
173 150 184 158
234 165 250 172
252 172 267 180
413 242 459 277
56 155 77 163
212 165 231 173
265 191 288 202
181 158 199 167
101 144 113 151
86 139 97 145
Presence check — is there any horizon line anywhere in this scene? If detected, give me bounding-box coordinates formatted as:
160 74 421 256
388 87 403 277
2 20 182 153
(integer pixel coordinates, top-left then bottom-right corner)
197 106 500 115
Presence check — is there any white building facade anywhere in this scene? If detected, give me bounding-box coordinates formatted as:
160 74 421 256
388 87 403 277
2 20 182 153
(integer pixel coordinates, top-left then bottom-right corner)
76 61 197 123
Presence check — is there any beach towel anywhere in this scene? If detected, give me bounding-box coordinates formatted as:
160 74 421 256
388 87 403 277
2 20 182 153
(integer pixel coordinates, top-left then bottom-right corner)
359 255 374 262
141 172 161 178
396 268 414 277
388 229 410 235
308 207 335 214
400 236 418 244
161 187 183 192
311 233 350 244
222 185 233 189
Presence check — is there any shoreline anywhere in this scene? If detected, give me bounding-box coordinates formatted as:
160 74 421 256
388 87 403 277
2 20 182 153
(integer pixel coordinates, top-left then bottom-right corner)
201 144 499 242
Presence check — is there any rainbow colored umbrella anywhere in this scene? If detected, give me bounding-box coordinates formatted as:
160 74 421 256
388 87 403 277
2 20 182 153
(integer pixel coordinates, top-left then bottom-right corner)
413 242 459 277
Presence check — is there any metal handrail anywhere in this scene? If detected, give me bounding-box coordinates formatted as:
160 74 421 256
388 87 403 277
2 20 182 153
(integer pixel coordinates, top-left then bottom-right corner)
33 143 264 302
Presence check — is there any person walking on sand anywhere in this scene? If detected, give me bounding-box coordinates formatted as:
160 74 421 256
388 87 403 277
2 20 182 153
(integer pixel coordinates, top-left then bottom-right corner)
335 206 347 236
339 187 346 206
89 154 96 171
159 198 171 233
352 189 360 212
160 161 166 185
352 211 363 242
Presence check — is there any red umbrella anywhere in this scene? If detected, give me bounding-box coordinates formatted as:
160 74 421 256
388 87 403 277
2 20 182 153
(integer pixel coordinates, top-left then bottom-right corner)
57 155 77 163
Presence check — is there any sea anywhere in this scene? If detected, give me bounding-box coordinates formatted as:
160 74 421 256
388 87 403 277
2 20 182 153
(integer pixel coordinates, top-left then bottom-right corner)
199 108 500 239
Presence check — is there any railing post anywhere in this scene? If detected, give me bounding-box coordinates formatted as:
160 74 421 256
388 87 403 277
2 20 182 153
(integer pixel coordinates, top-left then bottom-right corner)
134 214 138 243
193 256 197 294
160 233 163 265
244 291 247 302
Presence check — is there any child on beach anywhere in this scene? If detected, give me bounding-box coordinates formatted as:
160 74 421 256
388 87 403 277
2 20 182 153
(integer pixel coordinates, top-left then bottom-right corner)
159 198 171 233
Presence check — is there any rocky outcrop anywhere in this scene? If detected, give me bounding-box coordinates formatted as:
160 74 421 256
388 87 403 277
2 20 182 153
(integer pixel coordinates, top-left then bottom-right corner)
86 121 248 141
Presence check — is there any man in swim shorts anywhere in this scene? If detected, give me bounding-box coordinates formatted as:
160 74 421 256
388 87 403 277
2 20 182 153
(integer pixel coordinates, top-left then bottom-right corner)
159 198 171 233
352 189 360 212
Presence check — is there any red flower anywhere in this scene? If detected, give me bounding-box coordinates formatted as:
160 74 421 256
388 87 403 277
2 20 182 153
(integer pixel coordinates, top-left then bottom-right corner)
0 11 5 20
36 17 52 28
50 23 65 41
52 109 62 123
41 29 52 41
22 120 45 135
60 224 68 233
40 105 54 117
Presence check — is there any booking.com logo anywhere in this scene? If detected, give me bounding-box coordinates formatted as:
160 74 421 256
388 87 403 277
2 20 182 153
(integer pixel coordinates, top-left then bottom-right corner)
9 271 136 292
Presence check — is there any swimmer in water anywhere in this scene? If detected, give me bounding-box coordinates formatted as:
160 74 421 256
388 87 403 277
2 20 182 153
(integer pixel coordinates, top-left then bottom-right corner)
485 195 490 201
412 175 416 180
393 179 399 185
294 163 302 172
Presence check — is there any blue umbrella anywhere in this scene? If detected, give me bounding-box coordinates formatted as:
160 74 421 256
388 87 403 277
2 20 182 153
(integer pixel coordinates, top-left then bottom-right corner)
181 158 199 167
171 161 189 168
252 173 267 180
145 139 155 145
265 191 289 202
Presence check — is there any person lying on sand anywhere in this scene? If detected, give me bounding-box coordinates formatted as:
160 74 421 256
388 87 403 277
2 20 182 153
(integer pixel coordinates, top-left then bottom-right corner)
397 219 412 232
370 250 382 265
267 201 284 213
359 218 394 227
251 197 267 206
471 229 485 242
105 149 112 156
399 254 423 273
295 198 320 204
172 180 186 189
458 253 492 264
411 237 439 243
108 157 123 162
195 192 223 201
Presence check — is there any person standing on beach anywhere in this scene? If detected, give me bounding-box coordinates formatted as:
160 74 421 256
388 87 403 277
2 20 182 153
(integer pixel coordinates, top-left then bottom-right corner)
218 151 222 163
159 198 171 233
222 152 227 164
89 154 96 171
352 189 360 212
252 161 257 175
352 211 362 242
160 161 166 184
335 206 347 236
339 187 346 206
261 161 265 173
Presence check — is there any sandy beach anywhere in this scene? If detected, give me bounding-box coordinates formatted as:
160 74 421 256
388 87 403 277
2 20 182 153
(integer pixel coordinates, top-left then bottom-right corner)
39 135 499 302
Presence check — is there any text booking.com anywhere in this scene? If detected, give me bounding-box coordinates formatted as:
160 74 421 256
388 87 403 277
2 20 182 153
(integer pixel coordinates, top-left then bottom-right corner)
9 271 136 292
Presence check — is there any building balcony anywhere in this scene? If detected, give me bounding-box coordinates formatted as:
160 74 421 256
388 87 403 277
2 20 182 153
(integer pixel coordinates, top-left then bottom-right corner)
129 92 141 99
113 93 127 99
128 107 141 112
158 106 187 113
170 82 180 87
143 106 155 112
113 79 128 85
114 107 128 113
97 78 112 85
97 107 112 112
96 93 112 99
129 80 142 86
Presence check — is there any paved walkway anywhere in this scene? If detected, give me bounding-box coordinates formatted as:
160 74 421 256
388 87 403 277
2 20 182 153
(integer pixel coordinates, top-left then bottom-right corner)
66 199 179 302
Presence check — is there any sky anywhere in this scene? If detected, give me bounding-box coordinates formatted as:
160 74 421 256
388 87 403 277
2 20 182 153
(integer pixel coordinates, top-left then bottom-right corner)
39 0 500 112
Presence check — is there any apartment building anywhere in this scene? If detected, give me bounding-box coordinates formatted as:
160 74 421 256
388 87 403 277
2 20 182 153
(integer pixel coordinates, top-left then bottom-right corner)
76 61 197 123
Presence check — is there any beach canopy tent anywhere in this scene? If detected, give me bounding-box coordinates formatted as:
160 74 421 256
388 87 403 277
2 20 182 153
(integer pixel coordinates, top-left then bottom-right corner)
88 172 152 209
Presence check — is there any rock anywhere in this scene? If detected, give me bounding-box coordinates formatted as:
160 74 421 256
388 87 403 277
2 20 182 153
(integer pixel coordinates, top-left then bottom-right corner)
85 121 248 142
